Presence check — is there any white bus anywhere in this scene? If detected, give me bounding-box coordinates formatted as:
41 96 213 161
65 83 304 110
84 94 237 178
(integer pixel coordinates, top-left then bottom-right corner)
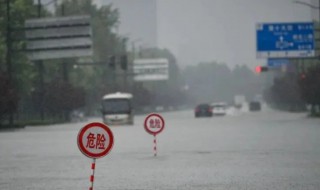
101 92 134 125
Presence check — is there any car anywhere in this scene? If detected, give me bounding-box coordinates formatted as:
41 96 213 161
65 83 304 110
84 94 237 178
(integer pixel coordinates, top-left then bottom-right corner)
249 101 261 111
194 104 213 117
70 110 87 122
211 102 227 116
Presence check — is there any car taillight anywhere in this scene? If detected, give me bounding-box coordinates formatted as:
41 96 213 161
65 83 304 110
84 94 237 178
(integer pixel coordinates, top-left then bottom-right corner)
195 108 200 112
208 108 212 112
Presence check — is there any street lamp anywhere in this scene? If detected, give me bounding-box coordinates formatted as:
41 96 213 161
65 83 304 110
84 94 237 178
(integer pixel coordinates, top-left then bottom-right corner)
131 38 142 59
294 0 320 79
294 0 320 21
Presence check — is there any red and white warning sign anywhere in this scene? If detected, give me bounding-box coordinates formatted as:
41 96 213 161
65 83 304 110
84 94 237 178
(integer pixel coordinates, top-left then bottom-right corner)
77 122 114 159
144 113 165 157
144 113 165 135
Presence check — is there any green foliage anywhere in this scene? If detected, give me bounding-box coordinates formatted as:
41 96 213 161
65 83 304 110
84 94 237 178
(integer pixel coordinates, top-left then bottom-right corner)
264 73 305 111
0 0 37 74
1 0 124 122
56 0 123 114
32 80 86 115
0 0 48 100
0 0 40 126
0 71 19 124
56 0 120 61
299 66 320 114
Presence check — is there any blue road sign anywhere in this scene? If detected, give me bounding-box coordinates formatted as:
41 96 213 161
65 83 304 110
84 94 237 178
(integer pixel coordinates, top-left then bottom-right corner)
267 59 289 68
256 22 315 58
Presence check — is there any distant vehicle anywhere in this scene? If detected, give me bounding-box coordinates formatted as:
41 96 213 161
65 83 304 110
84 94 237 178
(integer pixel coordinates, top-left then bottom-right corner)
211 102 227 116
155 106 164 112
70 110 87 122
101 92 134 125
249 101 261 111
194 104 213 117
234 95 246 108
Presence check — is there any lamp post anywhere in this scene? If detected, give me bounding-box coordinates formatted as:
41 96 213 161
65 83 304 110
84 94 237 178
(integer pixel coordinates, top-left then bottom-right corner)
129 38 142 59
6 0 14 126
294 0 320 21
294 0 320 60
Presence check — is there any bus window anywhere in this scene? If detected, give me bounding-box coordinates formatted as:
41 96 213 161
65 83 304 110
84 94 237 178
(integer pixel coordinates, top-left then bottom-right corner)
102 99 131 114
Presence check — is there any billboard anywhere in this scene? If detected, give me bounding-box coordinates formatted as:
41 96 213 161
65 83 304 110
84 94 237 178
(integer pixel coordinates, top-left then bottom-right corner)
25 15 92 60
133 58 169 81
256 22 315 58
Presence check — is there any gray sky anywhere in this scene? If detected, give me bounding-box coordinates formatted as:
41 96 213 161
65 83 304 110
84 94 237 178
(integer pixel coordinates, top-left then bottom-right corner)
100 0 158 47
99 0 313 68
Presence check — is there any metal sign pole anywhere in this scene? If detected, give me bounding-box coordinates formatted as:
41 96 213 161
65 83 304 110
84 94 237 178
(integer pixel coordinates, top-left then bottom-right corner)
153 134 157 157
89 158 96 190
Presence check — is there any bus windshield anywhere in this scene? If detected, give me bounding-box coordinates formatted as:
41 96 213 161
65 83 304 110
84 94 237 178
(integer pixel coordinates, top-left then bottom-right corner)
102 99 131 114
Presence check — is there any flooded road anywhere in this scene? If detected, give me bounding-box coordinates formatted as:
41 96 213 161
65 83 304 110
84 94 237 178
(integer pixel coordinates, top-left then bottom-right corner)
1 109 320 190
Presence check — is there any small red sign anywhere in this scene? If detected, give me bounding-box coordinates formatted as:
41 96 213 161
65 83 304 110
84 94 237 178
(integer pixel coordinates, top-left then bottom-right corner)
77 122 114 159
144 113 165 135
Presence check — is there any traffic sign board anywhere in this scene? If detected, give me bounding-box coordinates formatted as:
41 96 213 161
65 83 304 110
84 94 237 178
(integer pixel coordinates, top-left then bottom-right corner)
256 22 315 58
25 15 93 60
133 59 169 81
267 59 289 68
144 113 165 136
77 122 114 159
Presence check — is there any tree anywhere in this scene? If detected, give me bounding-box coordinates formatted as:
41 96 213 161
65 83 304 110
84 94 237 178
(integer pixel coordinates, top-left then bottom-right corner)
0 0 42 125
264 73 305 111
0 0 125 122
0 0 39 91
32 80 86 120
55 0 123 114
299 66 320 115
0 72 18 125
231 65 264 101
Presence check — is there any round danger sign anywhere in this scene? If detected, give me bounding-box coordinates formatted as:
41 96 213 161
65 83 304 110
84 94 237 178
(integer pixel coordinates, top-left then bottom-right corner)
77 122 114 159
144 113 165 135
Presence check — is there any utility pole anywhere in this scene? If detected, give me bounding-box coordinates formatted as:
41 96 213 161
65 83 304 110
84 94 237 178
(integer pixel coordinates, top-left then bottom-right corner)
6 0 12 79
60 4 70 122
122 37 128 91
38 0 41 17
6 0 14 126
36 0 45 121
61 4 69 83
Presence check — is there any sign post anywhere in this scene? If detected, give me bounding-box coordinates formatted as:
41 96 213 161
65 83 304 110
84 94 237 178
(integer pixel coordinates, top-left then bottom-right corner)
77 122 114 190
90 158 96 190
153 134 157 157
144 113 165 157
